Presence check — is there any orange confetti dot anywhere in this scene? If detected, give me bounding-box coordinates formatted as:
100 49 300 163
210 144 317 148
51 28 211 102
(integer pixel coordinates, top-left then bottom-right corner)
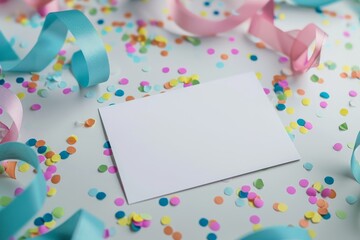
163 82 172 90
125 96 135 101
51 174 61 184
84 118 96 128
299 218 309 228
214 196 224 205
175 38 183 44
31 74 40 81
163 226 173 235
124 12 132 18
66 146 77 154
297 89 305 95
45 151 55 159
256 42 266 49
316 199 326 208
329 189 337 199
35 140 46 147
172 231 182 240
318 78 324 84
220 54 229 60
340 72 348 78
66 135 78 145
317 207 328 215
161 50 168 57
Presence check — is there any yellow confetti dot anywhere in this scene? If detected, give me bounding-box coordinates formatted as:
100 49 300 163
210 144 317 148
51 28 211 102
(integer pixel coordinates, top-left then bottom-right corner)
105 44 112 53
17 92 26 100
252 223 262 231
53 63 63 71
66 36 76 43
317 63 325 70
28 228 39 234
51 154 61 163
290 122 298 129
45 159 54 166
155 35 167 44
162 8 170 14
200 11 208 17
342 65 351 72
19 163 30 172
169 79 178 87
302 98 311 106
132 214 143 223
284 89 292 97
47 187 57 197
340 108 348 116
278 13 286 20
305 211 315 219
117 217 129 226
255 72 262 80
285 126 293 133
190 74 200 80
299 126 308 134
308 229 317 239
322 19 330 26
286 107 294 114
102 92 112 100
311 212 322 223
313 182 323 192
44 220 56 229
335 40 341 46
277 203 288 212
104 26 112 32
161 215 171 225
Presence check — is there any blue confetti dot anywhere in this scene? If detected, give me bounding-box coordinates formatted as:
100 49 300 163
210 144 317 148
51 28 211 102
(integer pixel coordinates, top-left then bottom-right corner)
207 233 217 240
130 222 141 232
322 213 331 220
303 162 313 171
115 211 126 219
97 19 104 25
276 104 286 111
26 138 37 146
297 118 306 126
115 89 125 97
324 176 334 185
43 213 53 222
103 141 111 149
37 146 47 154
213 10 219 15
320 92 330 99
216 62 224 69
235 198 245 207
239 191 248 198
159 197 169 207
250 55 258 61
199 218 209 227
60 150 70 159
88 188 98 197
224 187 234 196
96 192 106 200
16 77 24 83
204 1 210 6
34 217 44 226
346 195 358 205
0 79 5 85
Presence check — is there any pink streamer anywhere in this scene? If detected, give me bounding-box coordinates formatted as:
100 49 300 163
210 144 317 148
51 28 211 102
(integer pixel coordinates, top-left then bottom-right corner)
0 87 23 144
0 0 59 17
169 0 327 74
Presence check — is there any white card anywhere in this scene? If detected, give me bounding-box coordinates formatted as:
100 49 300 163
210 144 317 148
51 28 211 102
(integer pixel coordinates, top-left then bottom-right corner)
99 72 300 204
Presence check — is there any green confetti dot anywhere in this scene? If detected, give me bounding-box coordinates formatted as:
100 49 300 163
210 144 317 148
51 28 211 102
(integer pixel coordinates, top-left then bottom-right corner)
192 80 200 85
335 210 347 219
345 43 353 50
339 122 348 131
310 74 319 82
139 46 148 54
98 164 108 173
89 8 97 15
0 165 4 174
122 34 129 41
52 207 65 218
0 196 12 207
185 36 201 46
253 179 264 190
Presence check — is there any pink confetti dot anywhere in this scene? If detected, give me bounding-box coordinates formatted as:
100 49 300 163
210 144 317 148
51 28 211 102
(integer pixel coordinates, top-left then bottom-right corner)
279 56 288 63
170 196 180 206
46 165 57 173
38 225 48 234
31 104 41 111
321 188 331 198
162 67 170 73
178 67 187 74
247 192 257 200
241 185 251 192
44 171 52 180
349 90 357 97
59 49 67 55
38 155 46 163
231 48 239 55
142 220 151 228
333 143 343 151
308 196 317 204
249 215 260 224
114 197 125 206
299 179 309 188
228 37 235 42
119 78 129 85
63 88 72 94
286 186 296 195
209 221 220 231
207 48 215 55
0 107 3 115
306 187 317 196
304 122 313 130
22 81 29 88
3 82 11 89
254 198 264 208
103 148 113 156
320 101 328 108
14 187 24 196
140 81 150 87
28 88 36 93
108 166 118 174
263 88 270 95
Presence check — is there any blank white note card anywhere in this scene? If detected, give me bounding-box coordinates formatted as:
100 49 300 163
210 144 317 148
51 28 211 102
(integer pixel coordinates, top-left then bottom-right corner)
99 72 300 204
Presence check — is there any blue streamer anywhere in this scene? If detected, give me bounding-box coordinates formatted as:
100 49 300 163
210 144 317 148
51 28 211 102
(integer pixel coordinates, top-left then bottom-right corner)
240 226 311 240
291 0 339 7
351 132 360 183
0 10 109 88
0 142 104 239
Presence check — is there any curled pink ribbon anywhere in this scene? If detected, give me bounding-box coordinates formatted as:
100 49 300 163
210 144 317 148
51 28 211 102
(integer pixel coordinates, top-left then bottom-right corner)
0 87 22 144
0 0 59 17
169 0 327 74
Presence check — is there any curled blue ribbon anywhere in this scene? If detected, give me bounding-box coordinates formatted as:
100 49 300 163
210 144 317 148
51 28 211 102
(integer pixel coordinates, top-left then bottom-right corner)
0 142 104 239
351 132 360 183
290 0 339 7
239 226 311 240
0 10 109 88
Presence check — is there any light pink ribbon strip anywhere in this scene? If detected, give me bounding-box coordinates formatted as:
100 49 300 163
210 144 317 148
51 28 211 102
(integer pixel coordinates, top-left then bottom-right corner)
0 87 23 144
0 0 59 17
169 0 327 74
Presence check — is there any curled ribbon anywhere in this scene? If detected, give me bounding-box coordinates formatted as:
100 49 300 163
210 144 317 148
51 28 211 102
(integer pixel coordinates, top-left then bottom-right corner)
0 10 110 88
351 131 360 183
0 0 59 17
0 87 104 239
169 0 328 74
240 226 311 240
